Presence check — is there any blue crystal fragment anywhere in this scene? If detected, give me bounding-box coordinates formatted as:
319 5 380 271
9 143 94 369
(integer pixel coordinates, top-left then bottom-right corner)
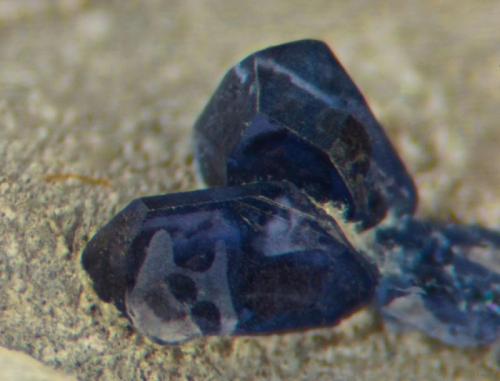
194 39 417 228
375 217 500 347
82 181 377 344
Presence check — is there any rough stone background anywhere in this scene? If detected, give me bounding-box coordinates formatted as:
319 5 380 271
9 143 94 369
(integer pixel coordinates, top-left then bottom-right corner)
0 0 499 380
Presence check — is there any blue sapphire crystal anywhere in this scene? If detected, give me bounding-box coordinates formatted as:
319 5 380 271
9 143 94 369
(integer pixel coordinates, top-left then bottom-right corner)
82 181 377 344
194 39 417 228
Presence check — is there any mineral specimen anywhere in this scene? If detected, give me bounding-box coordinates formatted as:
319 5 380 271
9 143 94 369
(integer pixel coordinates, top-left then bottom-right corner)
82 39 499 347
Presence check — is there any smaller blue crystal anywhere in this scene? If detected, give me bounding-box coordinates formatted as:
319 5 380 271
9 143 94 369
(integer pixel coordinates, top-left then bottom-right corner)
375 217 500 347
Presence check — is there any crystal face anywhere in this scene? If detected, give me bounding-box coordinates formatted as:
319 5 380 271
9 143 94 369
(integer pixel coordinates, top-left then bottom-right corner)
82 181 377 344
194 39 417 228
82 40 499 347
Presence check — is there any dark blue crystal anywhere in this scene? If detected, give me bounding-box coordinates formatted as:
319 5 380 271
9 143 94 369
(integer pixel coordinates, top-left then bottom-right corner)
194 39 417 228
82 181 377 344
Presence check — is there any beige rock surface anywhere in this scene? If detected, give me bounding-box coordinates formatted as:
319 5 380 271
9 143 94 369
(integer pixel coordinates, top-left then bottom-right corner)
0 1 499 380
0 347 75 381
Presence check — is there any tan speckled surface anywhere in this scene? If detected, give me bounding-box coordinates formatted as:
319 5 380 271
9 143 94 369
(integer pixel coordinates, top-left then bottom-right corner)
0 1 499 380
